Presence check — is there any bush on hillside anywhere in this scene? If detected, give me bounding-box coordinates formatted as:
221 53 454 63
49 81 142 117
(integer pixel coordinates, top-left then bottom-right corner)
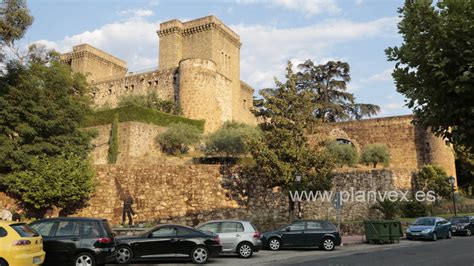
325 141 358 167
400 200 429 218
360 143 390 168
413 165 451 199
118 91 181 115
156 123 202 155
204 122 261 157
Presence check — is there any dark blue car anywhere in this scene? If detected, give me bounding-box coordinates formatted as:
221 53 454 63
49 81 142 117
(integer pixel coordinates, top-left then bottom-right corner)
406 217 452 241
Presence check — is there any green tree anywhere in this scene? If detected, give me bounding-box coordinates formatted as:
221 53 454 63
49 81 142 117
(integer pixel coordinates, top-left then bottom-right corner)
0 0 33 63
360 143 390 168
325 141 358 167
386 0 474 153
371 199 399 220
0 61 95 175
156 123 202 155
251 61 335 191
107 113 119 164
296 60 380 122
413 165 451 199
204 122 261 157
400 200 428 218
1 154 95 212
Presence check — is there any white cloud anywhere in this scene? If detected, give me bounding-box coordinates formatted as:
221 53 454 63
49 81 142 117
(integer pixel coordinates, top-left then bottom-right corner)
366 68 393 82
236 0 340 17
232 17 399 90
355 0 363 6
118 8 154 18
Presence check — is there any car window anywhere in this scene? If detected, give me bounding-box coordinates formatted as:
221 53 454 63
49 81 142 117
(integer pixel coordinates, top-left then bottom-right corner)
221 222 244 233
413 218 435 226
30 221 55 237
250 223 258 231
10 224 38 237
0 227 7 237
289 222 305 231
198 223 219 233
151 227 176 237
78 221 103 237
177 227 194 236
306 221 323 230
55 221 77 237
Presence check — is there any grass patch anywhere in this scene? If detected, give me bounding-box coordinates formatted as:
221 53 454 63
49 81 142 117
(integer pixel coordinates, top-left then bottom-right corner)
82 105 205 131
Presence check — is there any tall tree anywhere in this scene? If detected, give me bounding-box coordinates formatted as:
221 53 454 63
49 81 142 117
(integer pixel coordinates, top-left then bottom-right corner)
296 60 380 123
251 62 334 191
0 0 33 63
386 0 474 152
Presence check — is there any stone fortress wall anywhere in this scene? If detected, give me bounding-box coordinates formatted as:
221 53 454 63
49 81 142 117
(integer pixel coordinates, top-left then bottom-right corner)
61 16 256 132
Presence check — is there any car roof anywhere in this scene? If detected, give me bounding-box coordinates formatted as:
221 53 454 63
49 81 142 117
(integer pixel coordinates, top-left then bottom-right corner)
153 223 199 230
199 220 251 224
31 217 107 223
0 220 17 226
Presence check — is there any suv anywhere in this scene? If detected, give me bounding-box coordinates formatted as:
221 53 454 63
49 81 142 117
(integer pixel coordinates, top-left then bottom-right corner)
30 217 116 266
196 220 262 258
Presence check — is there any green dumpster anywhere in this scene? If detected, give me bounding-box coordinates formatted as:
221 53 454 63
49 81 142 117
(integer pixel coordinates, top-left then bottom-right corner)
364 220 404 244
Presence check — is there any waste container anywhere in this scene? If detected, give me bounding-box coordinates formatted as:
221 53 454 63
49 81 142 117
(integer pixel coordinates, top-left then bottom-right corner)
364 220 403 244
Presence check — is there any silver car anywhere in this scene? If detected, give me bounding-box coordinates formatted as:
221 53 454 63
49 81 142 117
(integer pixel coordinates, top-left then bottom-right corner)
196 220 262 258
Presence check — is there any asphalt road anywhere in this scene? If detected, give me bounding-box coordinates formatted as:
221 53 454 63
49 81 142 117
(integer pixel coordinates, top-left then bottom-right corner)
107 236 474 265
279 236 474 266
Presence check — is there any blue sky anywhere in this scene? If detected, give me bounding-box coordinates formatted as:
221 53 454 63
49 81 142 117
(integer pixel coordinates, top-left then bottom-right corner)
25 0 411 117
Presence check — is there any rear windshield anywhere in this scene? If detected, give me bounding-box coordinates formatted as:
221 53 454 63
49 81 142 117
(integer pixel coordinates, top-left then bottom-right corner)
102 220 114 236
450 217 469 224
250 223 258 231
10 223 38 237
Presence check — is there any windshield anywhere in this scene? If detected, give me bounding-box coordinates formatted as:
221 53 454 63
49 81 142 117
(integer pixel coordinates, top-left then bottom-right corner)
449 217 469 224
413 218 435 226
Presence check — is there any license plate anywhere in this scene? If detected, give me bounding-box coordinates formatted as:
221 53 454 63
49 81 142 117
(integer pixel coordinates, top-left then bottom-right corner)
33 257 41 264
412 233 419 236
452 229 456 232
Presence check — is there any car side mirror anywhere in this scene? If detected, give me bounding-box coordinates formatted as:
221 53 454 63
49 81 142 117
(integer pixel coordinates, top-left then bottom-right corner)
285 227 291 232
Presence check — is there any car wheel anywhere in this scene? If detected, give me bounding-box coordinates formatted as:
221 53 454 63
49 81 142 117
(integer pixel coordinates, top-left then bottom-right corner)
466 229 471 236
0 259 8 266
321 237 335 251
447 230 452 239
268 237 281 251
74 252 96 266
406 236 413 241
432 232 437 241
116 246 133 264
237 242 254 258
191 246 209 264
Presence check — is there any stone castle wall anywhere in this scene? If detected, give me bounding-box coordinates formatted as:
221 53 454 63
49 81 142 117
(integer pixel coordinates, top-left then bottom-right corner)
310 115 456 177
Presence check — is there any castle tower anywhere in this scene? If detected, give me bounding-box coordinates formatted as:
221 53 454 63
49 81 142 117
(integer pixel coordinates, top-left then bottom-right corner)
423 129 457 179
60 44 127 83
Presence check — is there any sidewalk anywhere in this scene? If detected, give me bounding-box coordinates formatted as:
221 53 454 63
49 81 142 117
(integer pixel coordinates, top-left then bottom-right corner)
342 235 365 246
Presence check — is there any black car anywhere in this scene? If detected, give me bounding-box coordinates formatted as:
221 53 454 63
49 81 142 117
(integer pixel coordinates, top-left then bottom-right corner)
115 224 222 264
261 220 341 251
29 217 116 266
449 216 474 236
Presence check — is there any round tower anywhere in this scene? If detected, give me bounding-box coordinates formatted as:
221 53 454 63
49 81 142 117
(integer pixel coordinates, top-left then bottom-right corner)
178 58 222 133
425 129 457 179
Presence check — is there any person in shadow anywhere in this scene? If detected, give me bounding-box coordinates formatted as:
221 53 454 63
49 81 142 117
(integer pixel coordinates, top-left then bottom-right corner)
122 191 135 226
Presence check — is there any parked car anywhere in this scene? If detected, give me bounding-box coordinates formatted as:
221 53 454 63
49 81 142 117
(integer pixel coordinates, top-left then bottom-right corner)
261 220 341 251
0 221 45 266
449 216 474 236
406 217 452 241
196 220 262 258
29 217 116 266
115 224 222 264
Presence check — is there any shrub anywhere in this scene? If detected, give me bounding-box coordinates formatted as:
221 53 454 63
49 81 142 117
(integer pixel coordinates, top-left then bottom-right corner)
156 123 202 155
204 122 261 157
325 141 358 167
370 199 399 219
107 113 119 164
118 91 181 115
360 143 390 168
82 105 204 131
413 165 451 199
1 154 96 211
400 201 429 218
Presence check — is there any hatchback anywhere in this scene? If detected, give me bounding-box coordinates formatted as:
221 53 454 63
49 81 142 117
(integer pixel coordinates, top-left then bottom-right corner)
196 220 262 258
29 217 116 266
261 220 341 251
0 221 45 266
406 217 452 241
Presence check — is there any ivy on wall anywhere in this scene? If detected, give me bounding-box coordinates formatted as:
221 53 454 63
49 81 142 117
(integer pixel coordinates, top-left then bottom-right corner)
108 113 119 164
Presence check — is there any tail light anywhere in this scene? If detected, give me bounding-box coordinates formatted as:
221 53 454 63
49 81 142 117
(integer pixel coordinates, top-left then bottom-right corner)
253 231 262 239
97 237 113 244
213 235 220 244
13 240 31 246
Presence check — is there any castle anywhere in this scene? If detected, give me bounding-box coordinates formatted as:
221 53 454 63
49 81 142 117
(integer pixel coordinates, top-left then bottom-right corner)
60 16 256 132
